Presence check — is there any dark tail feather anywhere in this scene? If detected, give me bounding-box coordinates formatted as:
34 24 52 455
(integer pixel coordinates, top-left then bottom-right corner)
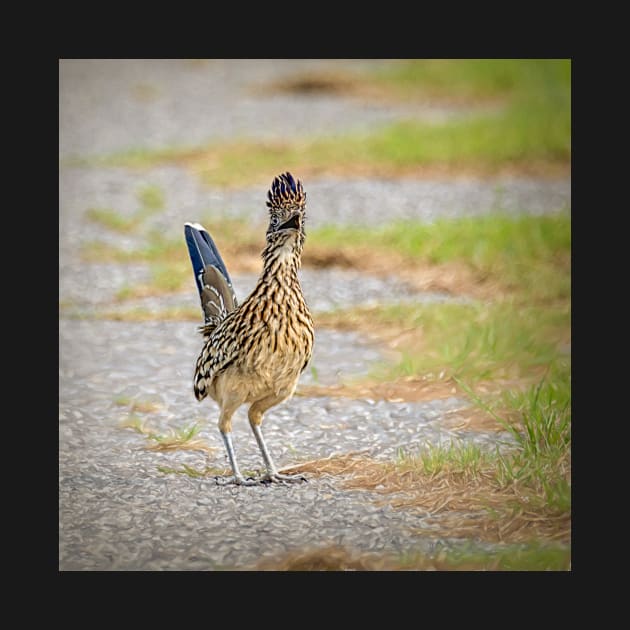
184 223 238 330
185 222 234 293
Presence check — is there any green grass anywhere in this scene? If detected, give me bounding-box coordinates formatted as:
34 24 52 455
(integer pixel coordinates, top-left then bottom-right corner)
394 366 570 494
84 217 257 264
85 212 569 306
120 417 214 453
148 423 200 446
358 103 569 167
79 59 570 185
157 463 258 479
86 208 139 233
85 185 165 233
311 212 571 303
352 59 571 167
92 305 200 322
157 464 227 478
364 301 569 384
315 212 570 384
83 231 193 297
309 209 571 547
136 184 165 210
369 59 570 102
350 367 571 545
402 441 495 477
496 368 571 511
397 541 570 571
456 362 570 501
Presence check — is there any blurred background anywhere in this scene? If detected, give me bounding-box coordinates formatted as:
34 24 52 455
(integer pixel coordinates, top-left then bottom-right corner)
60 58 570 317
59 56 571 397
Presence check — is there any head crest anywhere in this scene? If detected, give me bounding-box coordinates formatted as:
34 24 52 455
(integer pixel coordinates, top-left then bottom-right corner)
266 172 306 213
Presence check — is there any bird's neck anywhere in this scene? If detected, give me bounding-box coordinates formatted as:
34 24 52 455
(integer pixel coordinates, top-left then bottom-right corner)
241 235 310 324
258 238 303 293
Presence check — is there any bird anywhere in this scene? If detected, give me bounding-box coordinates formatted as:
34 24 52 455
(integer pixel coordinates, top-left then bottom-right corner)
184 172 314 485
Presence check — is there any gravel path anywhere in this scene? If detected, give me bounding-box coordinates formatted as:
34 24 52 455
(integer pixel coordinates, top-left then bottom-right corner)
59 59 570 570
59 164 568 313
59 319 512 571
59 59 476 160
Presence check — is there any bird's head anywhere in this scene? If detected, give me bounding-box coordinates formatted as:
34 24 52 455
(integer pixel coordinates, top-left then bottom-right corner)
265 172 306 252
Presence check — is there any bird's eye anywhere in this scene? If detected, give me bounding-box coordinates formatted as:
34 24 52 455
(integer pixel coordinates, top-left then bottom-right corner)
270 216 280 228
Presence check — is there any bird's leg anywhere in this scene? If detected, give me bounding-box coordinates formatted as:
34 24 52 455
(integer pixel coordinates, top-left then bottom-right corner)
216 406 258 486
249 399 306 484
216 432 259 486
251 424 305 483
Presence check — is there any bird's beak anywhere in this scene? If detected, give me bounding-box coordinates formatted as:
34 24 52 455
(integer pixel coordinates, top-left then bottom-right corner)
278 212 301 231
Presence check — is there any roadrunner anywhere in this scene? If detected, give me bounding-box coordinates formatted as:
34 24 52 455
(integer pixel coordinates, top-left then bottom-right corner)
185 172 314 485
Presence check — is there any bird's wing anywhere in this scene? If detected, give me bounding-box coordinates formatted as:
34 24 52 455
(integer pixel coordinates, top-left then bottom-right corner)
193 312 241 400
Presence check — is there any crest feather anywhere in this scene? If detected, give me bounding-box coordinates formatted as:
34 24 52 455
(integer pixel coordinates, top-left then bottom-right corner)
266 172 306 212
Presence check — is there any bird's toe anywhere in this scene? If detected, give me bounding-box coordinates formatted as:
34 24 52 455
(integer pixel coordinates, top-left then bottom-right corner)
262 472 307 484
214 475 260 486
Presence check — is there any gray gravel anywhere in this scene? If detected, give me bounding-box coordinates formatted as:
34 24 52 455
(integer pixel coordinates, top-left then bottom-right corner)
60 164 570 236
59 164 568 314
189 174 570 227
60 59 477 160
59 319 514 571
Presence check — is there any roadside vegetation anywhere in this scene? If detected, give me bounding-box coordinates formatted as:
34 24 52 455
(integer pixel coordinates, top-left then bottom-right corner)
75 59 570 184
290 210 571 554
86 184 165 233
255 541 570 571
119 413 214 454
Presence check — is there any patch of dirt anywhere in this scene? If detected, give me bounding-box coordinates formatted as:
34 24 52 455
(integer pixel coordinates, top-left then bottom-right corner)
256 68 504 109
254 71 361 97
268 73 359 96
255 545 392 571
253 543 486 571
252 543 560 571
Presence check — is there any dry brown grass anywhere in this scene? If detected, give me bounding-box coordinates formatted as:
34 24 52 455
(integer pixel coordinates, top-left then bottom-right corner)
297 375 459 402
279 451 376 477
204 236 503 301
305 245 504 301
254 539 570 571
253 543 560 571
119 417 216 454
116 398 163 413
143 435 215 454
280 452 570 544
439 405 519 432
297 379 518 433
253 543 491 570
255 545 393 571
297 376 520 432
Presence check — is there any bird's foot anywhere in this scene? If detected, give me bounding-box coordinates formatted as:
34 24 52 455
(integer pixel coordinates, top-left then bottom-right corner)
214 474 260 486
261 471 307 484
